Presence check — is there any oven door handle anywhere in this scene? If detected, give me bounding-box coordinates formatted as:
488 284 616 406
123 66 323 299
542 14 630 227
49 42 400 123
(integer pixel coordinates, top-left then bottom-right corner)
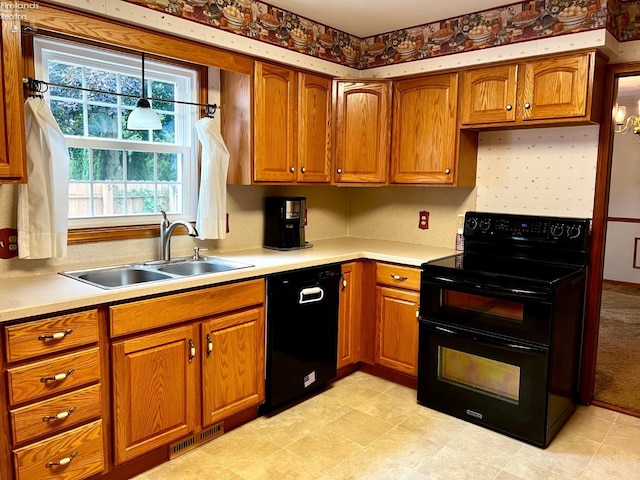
426 323 548 355
428 276 551 301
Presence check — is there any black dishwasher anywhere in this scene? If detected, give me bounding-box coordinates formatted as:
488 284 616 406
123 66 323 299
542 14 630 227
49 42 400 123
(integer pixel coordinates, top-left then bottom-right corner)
263 263 341 412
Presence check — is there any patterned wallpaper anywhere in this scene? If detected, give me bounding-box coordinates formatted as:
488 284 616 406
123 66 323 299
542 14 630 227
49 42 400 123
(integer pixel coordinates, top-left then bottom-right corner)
124 0 610 70
475 126 600 218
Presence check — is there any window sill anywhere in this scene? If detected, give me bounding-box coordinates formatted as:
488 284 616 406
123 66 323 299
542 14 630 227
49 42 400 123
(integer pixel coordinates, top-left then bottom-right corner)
68 224 161 244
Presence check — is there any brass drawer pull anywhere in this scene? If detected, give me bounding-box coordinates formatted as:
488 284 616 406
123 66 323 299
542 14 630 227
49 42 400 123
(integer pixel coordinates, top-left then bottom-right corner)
206 334 213 358
43 406 76 422
189 339 196 363
45 451 78 468
38 329 73 341
40 369 75 383
390 274 408 281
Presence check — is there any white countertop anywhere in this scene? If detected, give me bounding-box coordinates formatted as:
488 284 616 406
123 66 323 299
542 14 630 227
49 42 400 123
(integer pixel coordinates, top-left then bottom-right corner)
0 237 457 323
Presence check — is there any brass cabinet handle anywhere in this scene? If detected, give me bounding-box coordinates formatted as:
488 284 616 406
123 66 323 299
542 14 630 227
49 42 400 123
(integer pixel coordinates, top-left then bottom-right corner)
188 339 196 363
337 168 342 174
206 334 213 358
524 102 531 109
38 329 73 341
40 369 74 383
390 274 408 281
341 276 347 291
506 104 513 111
301 167 306 173
45 451 78 468
290 166 295 172
445 168 451 174
43 406 76 422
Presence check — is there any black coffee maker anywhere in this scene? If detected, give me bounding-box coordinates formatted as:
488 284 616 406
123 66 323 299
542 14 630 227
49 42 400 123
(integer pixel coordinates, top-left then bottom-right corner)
264 197 311 250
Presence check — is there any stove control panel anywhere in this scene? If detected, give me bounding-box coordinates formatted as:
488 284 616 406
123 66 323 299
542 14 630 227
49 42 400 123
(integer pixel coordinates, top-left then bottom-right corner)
464 212 590 244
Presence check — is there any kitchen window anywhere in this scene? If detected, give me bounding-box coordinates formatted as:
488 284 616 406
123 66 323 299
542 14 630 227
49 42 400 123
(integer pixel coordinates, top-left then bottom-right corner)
33 36 199 233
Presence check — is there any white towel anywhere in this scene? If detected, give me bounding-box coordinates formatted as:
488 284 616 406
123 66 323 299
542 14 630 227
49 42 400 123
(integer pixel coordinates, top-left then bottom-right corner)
18 97 69 259
195 117 230 240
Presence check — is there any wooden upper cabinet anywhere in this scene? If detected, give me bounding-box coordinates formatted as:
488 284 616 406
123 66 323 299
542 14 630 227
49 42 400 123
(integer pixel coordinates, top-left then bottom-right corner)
334 80 390 184
521 54 589 122
461 64 518 125
391 73 459 184
253 62 296 182
460 50 605 128
0 20 27 182
297 72 332 183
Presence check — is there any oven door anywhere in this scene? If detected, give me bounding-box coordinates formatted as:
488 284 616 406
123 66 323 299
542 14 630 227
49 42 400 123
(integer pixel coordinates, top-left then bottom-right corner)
420 274 553 345
417 320 550 447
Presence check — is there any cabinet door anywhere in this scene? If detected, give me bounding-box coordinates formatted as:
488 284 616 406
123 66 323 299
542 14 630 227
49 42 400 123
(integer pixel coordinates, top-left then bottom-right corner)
338 262 361 369
521 54 589 121
254 62 296 182
460 64 518 125
201 307 264 426
297 72 331 183
0 20 27 182
334 81 390 183
391 73 458 184
112 325 197 464
375 286 419 376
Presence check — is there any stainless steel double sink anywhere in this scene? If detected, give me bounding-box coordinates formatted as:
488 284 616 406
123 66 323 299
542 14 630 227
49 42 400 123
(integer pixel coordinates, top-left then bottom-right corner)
62 257 253 289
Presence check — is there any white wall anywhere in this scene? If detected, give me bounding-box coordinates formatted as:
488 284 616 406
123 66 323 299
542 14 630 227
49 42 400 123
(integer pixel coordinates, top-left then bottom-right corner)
604 115 640 284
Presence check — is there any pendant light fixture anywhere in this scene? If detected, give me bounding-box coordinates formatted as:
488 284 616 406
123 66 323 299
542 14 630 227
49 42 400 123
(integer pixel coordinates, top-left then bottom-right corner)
127 52 162 130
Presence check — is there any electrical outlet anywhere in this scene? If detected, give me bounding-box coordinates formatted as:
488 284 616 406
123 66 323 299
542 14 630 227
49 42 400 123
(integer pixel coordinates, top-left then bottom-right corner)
0 228 18 259
419 211 429 230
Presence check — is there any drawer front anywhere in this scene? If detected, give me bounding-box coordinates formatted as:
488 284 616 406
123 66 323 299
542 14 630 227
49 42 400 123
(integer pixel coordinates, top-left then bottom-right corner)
376 263 421 291
13 419 104 480
11 384 102 445
7 348 101 406
5 310 99 363
110 278 265 337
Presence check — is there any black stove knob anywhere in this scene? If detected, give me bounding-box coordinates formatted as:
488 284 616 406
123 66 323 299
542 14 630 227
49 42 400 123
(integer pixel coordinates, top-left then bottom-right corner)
479 219 491 232
550 223 564 238
568 224 582 240
465 217 478 231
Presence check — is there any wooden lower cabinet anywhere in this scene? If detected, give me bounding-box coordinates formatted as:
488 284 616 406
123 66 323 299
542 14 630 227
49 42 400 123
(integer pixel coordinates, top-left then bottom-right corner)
112 325 197 464
2 308 105 480
374 264 421 376
202 307 265 426
337 262 361 369
110 279 266 465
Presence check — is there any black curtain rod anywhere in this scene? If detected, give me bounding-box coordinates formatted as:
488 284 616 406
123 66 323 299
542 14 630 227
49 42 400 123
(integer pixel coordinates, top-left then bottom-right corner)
22 77 219 116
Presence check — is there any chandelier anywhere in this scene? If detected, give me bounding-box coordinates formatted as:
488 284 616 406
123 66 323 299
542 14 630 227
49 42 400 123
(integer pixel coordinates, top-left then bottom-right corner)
614 102 640 134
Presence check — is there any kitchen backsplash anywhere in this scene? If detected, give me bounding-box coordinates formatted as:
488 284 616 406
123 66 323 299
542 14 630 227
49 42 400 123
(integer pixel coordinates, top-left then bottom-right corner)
124 0 609 70
475 125 600 218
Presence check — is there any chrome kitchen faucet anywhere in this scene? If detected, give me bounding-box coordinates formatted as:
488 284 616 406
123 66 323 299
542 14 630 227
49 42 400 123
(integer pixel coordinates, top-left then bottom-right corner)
159 210 198 262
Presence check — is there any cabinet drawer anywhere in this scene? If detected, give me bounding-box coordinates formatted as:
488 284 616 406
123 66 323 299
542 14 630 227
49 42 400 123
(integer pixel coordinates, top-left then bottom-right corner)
5 310 99 363
13 419 104 480
7 348 100 406
376 263 421 291
11 384 102 445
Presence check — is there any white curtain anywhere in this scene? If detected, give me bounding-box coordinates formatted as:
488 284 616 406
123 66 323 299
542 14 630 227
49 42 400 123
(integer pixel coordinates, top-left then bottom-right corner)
195 117 230 240
18 97 69 259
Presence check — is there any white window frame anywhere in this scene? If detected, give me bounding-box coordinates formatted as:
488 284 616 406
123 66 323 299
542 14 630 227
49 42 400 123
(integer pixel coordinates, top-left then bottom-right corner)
33 36 199 228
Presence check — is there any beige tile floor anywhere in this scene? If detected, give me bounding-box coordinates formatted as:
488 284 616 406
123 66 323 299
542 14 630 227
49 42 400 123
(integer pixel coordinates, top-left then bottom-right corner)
133 371 640 480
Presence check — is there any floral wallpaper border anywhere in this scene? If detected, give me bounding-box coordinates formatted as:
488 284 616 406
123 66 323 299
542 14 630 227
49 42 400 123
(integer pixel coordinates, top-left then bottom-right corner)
124 0 616 69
